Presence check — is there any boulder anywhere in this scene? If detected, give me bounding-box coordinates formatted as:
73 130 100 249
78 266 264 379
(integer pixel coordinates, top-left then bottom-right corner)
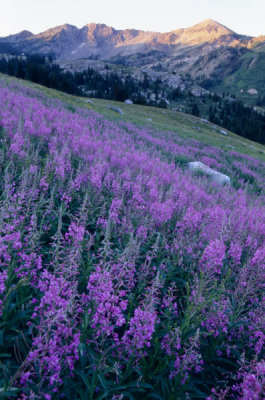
224 96 236 103
107 105 124 115
124 99 133 104
85 99 94 104
188 161 231 186
220 129 228 136
191 88 203 97
247 88 258 95
191 87 209 97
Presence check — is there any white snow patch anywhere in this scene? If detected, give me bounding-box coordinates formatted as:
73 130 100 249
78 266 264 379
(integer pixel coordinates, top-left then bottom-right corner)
71 42 86 55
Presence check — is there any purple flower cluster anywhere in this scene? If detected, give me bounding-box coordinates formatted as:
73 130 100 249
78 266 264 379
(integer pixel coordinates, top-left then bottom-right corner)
65 221 85 244
0 270 7 316
200 239 226 274
25 271 81 388
162 328 203 382
231 360 265 400
122 307 157 353
87 266 127 337
201 297 231 337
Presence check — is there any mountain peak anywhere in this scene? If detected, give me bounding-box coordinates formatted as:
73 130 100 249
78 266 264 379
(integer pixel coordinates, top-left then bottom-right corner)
169 19 238 45
85 22 109 28
82 23 116 41
191 19 235 34
18 30 33 36
84 23 115 33
34 24 79 41
43 23 77 33
199 18 221 25
4 30 33 41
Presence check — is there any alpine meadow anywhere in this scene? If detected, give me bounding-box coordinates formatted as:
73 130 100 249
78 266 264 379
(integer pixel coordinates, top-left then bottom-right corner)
0 4 265 400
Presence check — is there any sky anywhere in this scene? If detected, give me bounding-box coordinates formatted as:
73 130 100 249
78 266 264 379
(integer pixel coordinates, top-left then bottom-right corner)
0 0 264 37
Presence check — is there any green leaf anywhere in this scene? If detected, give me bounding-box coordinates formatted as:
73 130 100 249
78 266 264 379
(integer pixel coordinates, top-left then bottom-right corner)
98 373 108 392
147 393 164 399
0 330 4 346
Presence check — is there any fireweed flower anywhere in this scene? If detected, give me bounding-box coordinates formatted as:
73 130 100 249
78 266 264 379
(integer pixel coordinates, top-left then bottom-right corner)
16 252 43 282
150 200 173 224
228 241 242 266
26 271 81 387
39 177 49 192
200 239 226 274
87 266 127 337
122 307 157 353
161 328 203 381
180 206 203 233
0 270 7 316
201 297 231 337
10 133 26 158
250 246 265 270
65 221 85 244
161 288 178 318
109 198 123 224
234 360 265 400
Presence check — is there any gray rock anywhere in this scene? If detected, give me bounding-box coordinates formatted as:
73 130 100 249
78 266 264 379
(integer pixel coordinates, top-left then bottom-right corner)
247 88 258 95
220 129 228 136
224 96 236 103
124 99 133 104
85 99 94 104
191 88 203 97
167 75 183 88
188 161 231 186
107 105 124 115
191 87 209 97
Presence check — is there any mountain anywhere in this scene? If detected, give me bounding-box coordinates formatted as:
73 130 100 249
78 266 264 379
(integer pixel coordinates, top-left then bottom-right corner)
0 20 265 100
3 30 33 42
0 19 248 59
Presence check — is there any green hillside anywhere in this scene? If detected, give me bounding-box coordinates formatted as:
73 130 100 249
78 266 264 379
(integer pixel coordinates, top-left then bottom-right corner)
216 44 265 104
1 73 264 162
1 73 265 400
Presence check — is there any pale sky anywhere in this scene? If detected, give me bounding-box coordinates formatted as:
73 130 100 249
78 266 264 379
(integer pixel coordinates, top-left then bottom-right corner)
0 0 264 37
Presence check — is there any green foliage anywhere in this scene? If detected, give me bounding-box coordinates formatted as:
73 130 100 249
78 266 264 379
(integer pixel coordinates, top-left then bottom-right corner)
0 274 32 397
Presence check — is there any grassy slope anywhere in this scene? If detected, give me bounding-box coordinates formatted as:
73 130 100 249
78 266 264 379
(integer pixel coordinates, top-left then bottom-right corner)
1 72 265 162
215 44 265 104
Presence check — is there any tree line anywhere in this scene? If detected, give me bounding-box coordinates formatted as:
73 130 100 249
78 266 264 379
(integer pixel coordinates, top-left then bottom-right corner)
208 98 265 144
0 54 167 106
0 54 264 144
